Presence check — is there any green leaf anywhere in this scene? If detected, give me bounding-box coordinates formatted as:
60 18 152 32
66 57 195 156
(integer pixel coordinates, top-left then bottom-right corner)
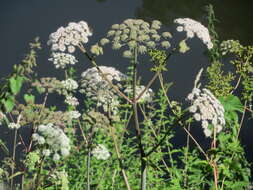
219 95 244 113
9 76 24 95
1 96 15 112
247 65 253 73
0 139 9 156
24 94 35 104
179 40 190 53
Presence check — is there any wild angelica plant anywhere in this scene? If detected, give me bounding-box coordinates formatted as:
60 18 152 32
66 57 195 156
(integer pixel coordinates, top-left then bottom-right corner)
0 6 252 190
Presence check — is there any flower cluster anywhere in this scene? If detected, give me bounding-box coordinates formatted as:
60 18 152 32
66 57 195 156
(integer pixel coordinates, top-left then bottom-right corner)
48 21 92 53
187 88 225 137
98 19 172 58
48 21 92 69
124 85 154 103
91 144 110 160
220 39 242 55
65 96 79 106
61 78 78 91
80 66 126 114
8 122 20 130
32 123 71 161
48 52 78 69
67 111 81 119
174 18 213 49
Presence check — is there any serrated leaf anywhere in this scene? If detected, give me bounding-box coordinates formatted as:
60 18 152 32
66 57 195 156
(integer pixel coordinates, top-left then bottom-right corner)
9 76 24 95
179 40 190 53
219 95 243 113
1 96 15 112
24 94 35 104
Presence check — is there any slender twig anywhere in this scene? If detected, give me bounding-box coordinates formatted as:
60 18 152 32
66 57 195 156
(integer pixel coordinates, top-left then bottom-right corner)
183 123 191 188
109 126 132 190
231 75 242 94
135 72 159 102
182 127 209 160
237 101 247 138
78 44 133 104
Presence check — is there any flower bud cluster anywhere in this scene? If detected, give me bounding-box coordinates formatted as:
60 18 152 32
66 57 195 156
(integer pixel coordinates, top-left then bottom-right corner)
61 78 78 91
8 122 21 130
32 123 71 161
65 96 79 106
91 144 110 160
48 52 78 69
80 66 126 114
187 88 225 137
98 19 172 58
174 18 213 49
220 40 242 55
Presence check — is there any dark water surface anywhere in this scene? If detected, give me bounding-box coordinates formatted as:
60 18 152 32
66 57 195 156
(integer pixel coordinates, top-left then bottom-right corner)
0 0 253 175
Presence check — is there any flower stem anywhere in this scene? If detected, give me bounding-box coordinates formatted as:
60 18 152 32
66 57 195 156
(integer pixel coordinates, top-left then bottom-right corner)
87 149 91 190
10 128 17 189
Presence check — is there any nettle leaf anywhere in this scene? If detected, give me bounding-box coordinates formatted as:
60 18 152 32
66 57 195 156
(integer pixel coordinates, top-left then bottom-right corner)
179 40 190 53
219 95 243 113
24 94 35 104
1 96 15 112
9 76 24 95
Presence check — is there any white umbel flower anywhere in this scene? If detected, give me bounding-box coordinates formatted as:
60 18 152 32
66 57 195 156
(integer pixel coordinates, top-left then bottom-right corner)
65 96 79 106
48 52 78 69
187 87 225 137
174 18 213 49
91 144 110 160
80 66 126 114
47 21 92 53
8 122 20 130
33 123 71 160
68 111 81 119
61 79 78 91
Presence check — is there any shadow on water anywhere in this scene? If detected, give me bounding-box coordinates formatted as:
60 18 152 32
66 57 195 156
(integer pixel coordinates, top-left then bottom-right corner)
136 0 253 44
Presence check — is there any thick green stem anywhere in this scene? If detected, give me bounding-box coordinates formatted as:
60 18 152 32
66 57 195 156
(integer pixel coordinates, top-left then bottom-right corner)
10 128 17 189
132 47 146 190
87 149 91 190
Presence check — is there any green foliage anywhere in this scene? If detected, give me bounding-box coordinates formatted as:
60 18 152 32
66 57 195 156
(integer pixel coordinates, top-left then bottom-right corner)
0 8 252 190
